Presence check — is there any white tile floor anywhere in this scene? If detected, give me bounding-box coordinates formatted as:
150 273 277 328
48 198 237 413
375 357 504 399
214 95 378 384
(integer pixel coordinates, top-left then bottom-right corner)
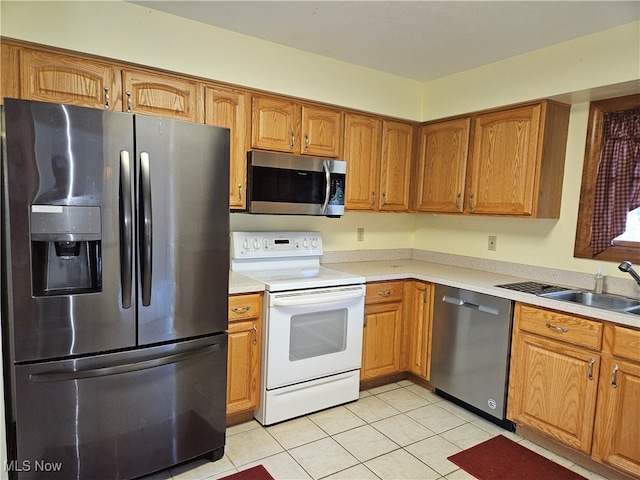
147 380 607 480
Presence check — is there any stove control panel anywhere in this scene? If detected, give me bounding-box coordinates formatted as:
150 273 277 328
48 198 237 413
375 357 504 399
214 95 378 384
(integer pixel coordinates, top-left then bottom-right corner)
231 231 323 259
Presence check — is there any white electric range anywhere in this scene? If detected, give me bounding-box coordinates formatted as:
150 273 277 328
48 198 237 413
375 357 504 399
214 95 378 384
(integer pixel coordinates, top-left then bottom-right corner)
230 231 365 425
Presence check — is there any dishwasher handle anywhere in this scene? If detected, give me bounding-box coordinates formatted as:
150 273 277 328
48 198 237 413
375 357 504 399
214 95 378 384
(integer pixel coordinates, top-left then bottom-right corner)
441 295 500 315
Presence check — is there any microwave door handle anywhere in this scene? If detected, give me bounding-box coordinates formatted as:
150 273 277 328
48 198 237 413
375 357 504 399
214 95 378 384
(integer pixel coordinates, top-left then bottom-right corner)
321 160 330 214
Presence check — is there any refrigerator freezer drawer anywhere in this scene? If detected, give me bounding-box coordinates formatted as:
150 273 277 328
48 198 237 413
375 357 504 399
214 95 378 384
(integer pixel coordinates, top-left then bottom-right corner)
10 335 227 479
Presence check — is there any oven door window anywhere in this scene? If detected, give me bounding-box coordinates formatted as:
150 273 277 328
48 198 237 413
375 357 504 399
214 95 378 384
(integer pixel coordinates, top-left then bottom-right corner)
289 309 347 361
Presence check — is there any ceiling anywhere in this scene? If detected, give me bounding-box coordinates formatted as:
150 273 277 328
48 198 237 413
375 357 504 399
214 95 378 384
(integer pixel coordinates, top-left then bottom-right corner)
130 1 639 82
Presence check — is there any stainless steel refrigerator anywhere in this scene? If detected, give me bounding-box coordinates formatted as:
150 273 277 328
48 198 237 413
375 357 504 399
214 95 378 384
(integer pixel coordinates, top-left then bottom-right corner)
1 98 230 479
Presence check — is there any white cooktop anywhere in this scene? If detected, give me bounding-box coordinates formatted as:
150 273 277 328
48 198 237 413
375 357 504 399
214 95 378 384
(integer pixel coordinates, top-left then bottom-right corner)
230 231 364 292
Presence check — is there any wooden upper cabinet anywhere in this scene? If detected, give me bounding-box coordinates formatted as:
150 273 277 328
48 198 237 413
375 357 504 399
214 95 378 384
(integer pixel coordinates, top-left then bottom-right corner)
379 120 413 211
251 95 342 157
122 69 202 122
251 95 298 152
205 85 250 209
18 49 118 110
415 100 569 217
468 104 541 215
344 113 382 210
467 101 570 217
301 104 343 157
415 118 470 213
344 115 413 212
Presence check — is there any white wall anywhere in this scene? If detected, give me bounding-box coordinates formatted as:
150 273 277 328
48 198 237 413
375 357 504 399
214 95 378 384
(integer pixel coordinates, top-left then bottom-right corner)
0 0 423 120
1 2 640 477
415 21 640 279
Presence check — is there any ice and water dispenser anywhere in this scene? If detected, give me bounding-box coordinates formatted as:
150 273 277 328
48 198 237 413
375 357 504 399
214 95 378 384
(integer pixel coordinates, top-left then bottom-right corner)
30 205 102 296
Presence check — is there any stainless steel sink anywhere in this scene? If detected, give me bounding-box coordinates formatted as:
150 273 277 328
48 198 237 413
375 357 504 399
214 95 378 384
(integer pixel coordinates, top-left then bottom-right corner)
539 289 640 314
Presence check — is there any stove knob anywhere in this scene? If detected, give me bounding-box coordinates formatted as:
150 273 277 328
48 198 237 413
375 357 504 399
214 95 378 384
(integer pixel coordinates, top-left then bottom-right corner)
253 239 260 250
243 239 250 250
311 238 318 248
303 239 309 249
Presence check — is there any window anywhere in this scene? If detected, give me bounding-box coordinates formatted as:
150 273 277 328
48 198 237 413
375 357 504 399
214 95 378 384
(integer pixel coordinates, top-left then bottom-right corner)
574 93 640 262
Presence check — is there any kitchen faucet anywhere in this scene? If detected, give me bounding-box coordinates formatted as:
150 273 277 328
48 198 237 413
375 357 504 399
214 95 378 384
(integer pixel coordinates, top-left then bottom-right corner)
618 261 640 287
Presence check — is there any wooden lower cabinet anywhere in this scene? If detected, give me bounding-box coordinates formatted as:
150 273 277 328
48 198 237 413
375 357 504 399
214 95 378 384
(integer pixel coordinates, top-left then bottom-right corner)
361 281 405 381
509 304 640 479
591 327 640 477
226 293 262 422
508 330 600 453
404 281 433 380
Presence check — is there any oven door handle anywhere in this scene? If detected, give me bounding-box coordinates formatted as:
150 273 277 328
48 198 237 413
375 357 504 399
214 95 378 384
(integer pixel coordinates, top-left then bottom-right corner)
271 288 364 307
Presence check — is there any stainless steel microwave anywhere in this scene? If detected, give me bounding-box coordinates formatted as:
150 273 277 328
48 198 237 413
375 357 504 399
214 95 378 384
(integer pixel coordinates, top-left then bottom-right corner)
246 151 346 217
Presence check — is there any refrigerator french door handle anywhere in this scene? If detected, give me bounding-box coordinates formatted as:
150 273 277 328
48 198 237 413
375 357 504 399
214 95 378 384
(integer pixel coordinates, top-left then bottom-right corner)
140 151 153 306
28 343 221 383
321 160 330 214
120 150 133 309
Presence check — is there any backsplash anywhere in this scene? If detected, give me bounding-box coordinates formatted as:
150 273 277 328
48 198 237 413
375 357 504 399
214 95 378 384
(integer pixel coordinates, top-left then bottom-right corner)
322 249 640 299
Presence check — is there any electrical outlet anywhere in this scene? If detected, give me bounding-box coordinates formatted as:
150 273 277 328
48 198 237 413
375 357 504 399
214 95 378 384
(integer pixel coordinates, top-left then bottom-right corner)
488 235 497 251
357 228 365 241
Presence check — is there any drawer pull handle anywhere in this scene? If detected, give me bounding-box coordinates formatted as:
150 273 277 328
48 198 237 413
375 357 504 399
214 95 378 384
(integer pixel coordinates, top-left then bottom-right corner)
611 364 619 388
231 306 251 313
377 291 391 297
588 358 596 381
253 325 258 345
545 322 569 333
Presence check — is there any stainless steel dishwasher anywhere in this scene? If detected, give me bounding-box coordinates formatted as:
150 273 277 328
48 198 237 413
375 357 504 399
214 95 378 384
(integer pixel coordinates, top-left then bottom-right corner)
430 284 514 430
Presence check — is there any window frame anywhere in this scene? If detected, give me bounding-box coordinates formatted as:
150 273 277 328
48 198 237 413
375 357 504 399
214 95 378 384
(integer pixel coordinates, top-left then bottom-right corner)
574 93 640 263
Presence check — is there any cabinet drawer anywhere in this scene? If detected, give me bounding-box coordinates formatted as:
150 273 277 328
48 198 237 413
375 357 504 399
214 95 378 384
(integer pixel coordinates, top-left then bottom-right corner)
609 325 640 363
365 281 404 304
228 294 262 321
516 304 602 350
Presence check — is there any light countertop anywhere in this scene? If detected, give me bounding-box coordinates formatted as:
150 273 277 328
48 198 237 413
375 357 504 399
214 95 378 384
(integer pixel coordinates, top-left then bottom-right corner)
229 258 640 329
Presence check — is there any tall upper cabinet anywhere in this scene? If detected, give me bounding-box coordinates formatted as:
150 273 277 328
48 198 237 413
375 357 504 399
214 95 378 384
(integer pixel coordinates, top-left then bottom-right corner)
251 94 343 158
205 85 251 209
415 117 470 213
344 113 413 212
415 100 570 218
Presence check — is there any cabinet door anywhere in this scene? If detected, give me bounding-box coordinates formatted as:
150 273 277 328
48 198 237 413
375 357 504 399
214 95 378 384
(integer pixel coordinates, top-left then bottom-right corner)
343 113 382 210
468 104 541 215
205 85 250 209
592 356 640 477
380 120 413 211
251 95 299 153
405 281 432 380
227 319 261 415
227 294 262 416
19 49 117 109
508 331 599 453
361 301 403 381
301 105 343 157
415 118 470 213
122 69 201 122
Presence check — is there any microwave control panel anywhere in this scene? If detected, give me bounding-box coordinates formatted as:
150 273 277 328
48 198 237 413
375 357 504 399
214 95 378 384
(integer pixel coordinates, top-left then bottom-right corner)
231 231 323 259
